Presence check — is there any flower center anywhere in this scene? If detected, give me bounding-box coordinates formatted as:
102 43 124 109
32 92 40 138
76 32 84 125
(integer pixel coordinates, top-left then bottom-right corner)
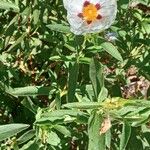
77 1 102 24
83 4 98 21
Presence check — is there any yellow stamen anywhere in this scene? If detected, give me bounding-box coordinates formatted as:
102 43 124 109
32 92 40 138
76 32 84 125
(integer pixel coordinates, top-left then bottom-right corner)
83 4 98 21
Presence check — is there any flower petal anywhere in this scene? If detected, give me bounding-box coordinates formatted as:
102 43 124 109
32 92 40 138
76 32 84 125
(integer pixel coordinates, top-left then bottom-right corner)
63 0 85 12
67 13 84 30
63 0 71 9
96 0 116 6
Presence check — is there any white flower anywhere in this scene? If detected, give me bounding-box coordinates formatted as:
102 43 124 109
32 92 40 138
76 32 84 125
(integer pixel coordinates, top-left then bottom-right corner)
63 0 117 35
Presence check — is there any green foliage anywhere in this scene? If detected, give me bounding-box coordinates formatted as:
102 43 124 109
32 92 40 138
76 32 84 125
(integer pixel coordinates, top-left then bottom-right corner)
0 0 150 149
88 111 105 150
0 124 29 141
120 122 131 150
0 1 19 12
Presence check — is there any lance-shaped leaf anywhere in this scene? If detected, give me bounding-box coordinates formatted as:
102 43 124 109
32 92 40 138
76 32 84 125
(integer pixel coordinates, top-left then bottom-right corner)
17 129 35 145
0 124 29 141
120 122 131 150
35 109 88 125
47 24 71 33
88 111 105 150
63 102 102 109
7 32 27 51
7 86 53 96
21 97 38 114
101 42 123 62
89 58 104 100
67 61 79 102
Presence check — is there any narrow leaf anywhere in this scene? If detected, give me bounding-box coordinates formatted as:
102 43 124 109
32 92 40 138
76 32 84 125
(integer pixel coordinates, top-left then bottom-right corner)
131 115 149 127
88 111 105 150
0 124 29 141
101 42 123 61
67 61 79 102
47 24 70 33
20 139 40 150
7 33 27 51
105 130 111 149
17 129 35 144
21 98 38 114
41 110 86 118
79 57 91 64
98 87 108 102
89 58 104 99
120 122 131 150
50 55 74 62
8 86 51 96
63 102 102 109
36 110 87 124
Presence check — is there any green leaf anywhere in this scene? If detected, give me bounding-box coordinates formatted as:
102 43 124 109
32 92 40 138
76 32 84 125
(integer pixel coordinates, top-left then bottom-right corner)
131 115 149 127
0 0 19 12
8 86 52 96
67 61 79 102
20 139 40 150
21 97 38 114
64 43 76 52
17 129 35 145
120 122 131 150
42 110 86 118
89 58 104 99
142 21 150 34
101 42 123 61
33 0 40 25
7 32 27 51
88 111 105 150
36 109 87 124
79 57 91 64
47 131 60 146
36 117 64 125
98 87 108 102
55 91 61 109
50 55 75 62
63 102 102 109
117 106 146 116
0 124 29 141
47 24 71 33
54 125 71 137
105 129 111 149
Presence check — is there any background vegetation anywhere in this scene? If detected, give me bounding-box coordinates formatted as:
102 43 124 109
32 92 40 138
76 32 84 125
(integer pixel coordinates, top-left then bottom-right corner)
0 0 150 149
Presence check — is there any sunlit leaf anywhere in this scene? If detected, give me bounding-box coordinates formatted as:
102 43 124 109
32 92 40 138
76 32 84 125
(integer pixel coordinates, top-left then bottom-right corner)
47 24 71 33
0 0 19 12
101 42 123 61
120 122 131 150
0 124 29 141
17 129 35 144
88 111 105 150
